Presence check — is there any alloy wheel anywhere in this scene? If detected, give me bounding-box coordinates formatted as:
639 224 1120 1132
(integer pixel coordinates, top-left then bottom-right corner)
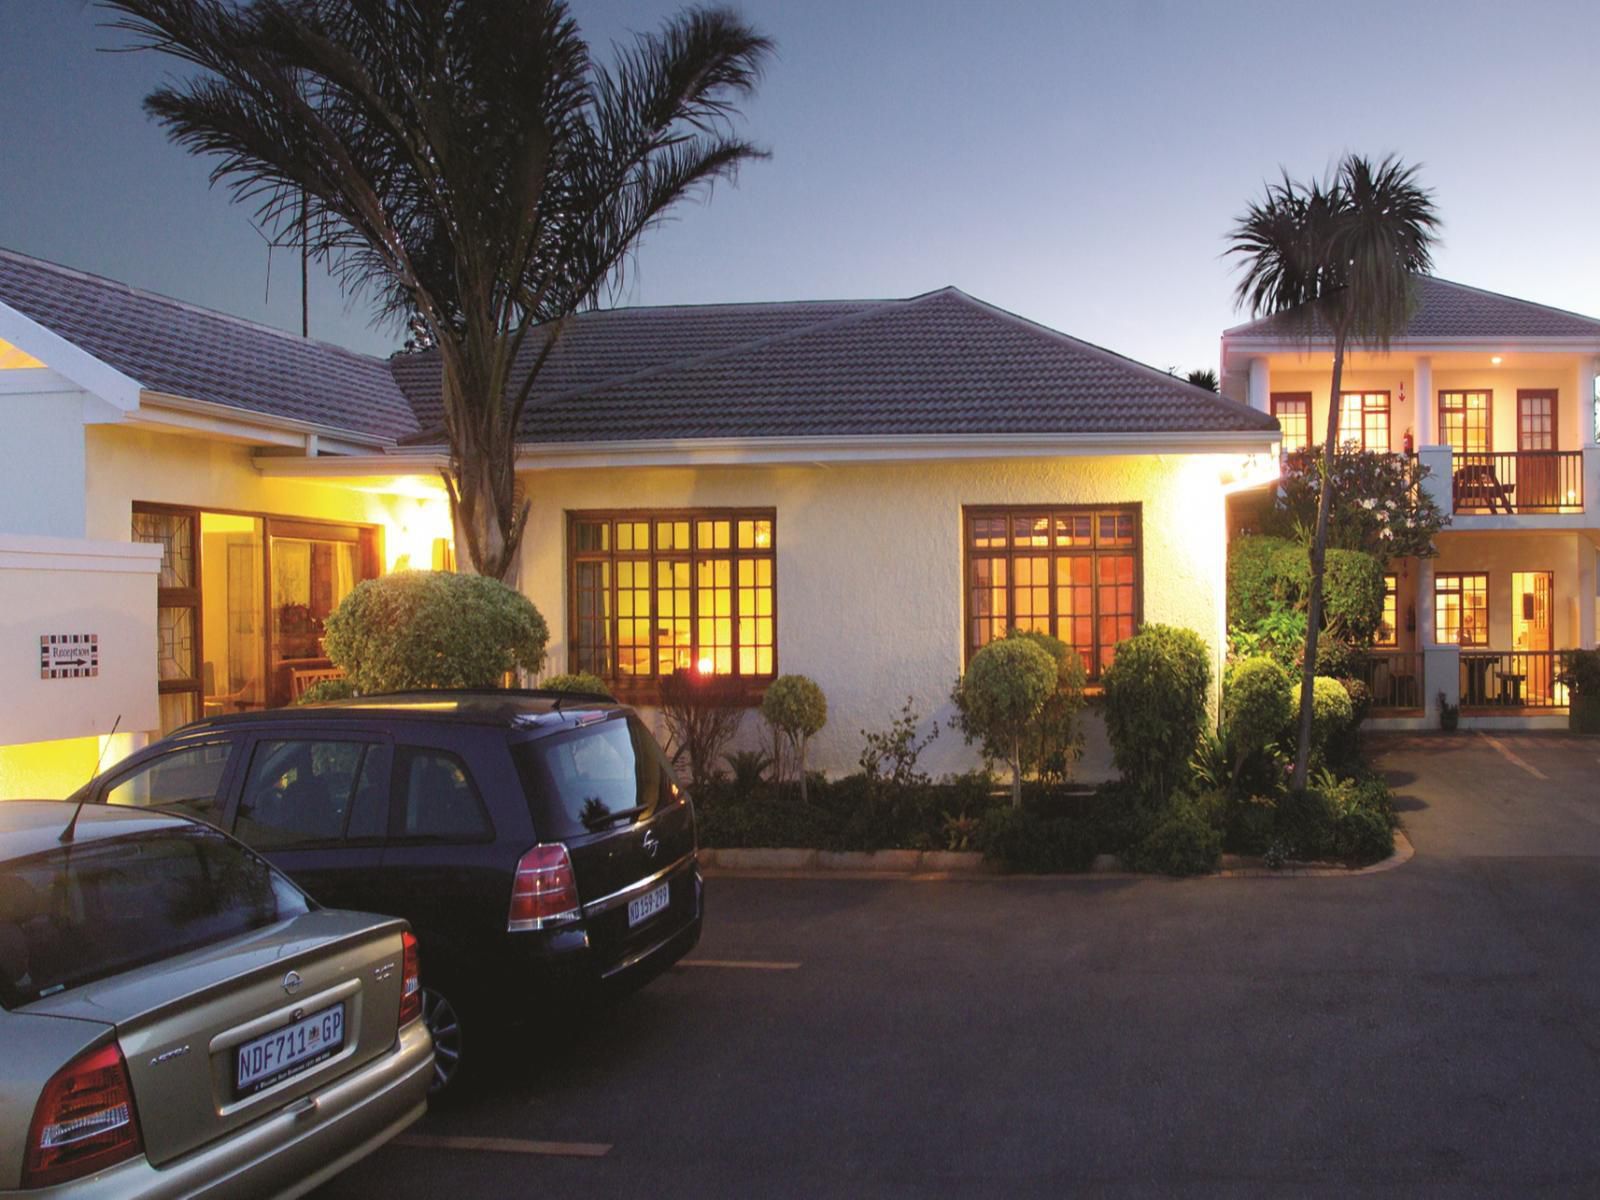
421 987 464 1093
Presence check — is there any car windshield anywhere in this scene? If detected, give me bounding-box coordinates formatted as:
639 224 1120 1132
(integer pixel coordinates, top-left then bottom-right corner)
0 824 309 1009
511 716 671 840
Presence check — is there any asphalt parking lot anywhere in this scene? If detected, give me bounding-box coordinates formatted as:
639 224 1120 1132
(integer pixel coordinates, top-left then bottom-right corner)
316 732 1600 1197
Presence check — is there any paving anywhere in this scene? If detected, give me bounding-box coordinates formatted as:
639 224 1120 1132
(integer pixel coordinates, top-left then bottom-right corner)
314 732 1600 1197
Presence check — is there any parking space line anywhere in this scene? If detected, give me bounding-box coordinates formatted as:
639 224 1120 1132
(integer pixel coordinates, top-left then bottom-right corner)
1477 731 1549 781
395 1134 611 1158
677 959 801 970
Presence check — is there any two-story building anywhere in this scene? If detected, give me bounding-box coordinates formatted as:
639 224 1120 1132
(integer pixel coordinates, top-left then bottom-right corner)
1222 276 1600 729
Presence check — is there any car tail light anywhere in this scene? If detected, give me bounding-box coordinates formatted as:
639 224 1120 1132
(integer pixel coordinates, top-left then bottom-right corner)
398 930 422 1026
23 1042 143 1188
508 843 580 931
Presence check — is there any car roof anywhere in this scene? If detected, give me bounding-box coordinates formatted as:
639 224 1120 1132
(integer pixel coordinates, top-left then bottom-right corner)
173 688 627 736
0 800 202 862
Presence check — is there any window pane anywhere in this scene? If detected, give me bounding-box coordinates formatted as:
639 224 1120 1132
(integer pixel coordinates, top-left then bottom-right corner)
1012 513 1051 548
1055 555 1094 673
697 558 733 673
158 692 198 735
656 559 692 675
157 606 197 682
105 742 232 821
970 556 1008 649
1272 396 1308 453
1013 555 1050 632
574 561 612 676
394 748 491 840
1377 574 1399 647
512 717 660 841
971 516 1008 548
1054 515 1092 547
271 538 361 662
201 513 266 713
234 740 373 848
616 559 652 676
133 510 194 589
575 520 610 552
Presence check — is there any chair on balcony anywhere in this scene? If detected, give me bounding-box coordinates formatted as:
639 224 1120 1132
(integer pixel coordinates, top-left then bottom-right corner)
1453 463 1515 513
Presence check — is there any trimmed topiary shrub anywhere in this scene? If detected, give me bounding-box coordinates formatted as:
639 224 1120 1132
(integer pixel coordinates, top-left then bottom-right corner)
976 806 1096 874
1228 535 1386 647
540 672 612 697
1336 804 1394 864
1102 624 1212 803
1290 676 1355 764
951 637 1058 809
295 677 357 705
1223 657 1293 783
1004 629 1088 782
761 674 828 803
323 570 548 694
1132 797 1222 877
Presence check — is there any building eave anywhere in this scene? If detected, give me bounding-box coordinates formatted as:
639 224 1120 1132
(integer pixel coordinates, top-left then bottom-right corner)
134 391 398 455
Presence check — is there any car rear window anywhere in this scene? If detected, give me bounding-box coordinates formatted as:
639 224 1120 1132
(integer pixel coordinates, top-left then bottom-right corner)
0 825 309 1010
511 717 675 840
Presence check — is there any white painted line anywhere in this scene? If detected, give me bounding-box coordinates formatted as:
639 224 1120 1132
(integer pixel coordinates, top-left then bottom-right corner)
395 1134 611 1158
1478 731 1549 781
677 958 801 970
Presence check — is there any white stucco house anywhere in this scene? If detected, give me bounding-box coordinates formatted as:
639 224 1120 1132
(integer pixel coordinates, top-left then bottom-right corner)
1222 276 1600 729
0 247 1283 796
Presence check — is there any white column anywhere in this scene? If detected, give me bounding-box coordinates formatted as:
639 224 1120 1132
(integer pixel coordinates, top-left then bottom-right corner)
1579 355 1597 448
1413 356 1434 445
1580 539 1597 649
1247 357 1270 414
1418 557 1436 645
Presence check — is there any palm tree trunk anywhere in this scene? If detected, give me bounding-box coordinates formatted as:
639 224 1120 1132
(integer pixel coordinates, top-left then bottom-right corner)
1011 737 1023 809
1292 332 1348 789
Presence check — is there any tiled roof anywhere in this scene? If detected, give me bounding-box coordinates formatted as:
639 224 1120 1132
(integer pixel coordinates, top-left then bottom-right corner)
1224 275 1600 341
399 287 1277 444
0 249 418 441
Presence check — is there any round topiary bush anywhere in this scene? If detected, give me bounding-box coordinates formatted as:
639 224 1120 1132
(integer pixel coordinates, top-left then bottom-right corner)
295 677 357 705
1101 624 1212 803
952 637 1058 808
1290 675 1355 762
540 672 613 697
761 674 828 801
1223 657 1293 779
322 570 548 694
1133 798 1222 877
1004 629 1087 782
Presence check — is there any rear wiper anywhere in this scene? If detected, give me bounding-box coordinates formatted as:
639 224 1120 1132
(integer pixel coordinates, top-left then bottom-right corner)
582 804 650 830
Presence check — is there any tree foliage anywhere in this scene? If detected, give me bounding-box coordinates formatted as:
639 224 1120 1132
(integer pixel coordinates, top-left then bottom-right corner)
323 570 548 692
761 674 827 802
1223 657 1293 782
659 671 746 796
540 672 612 697
1265 447 1447 560
106 0 773 580
1228 535 1386 653
1003 629 1087 784
1101 624 1212 803
950 637 1057 809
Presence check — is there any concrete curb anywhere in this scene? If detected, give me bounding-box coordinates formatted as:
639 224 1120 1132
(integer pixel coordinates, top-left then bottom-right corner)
699 829 1415 881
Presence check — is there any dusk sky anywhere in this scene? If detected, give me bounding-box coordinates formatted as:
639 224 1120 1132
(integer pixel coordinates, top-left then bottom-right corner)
3 0 1597 378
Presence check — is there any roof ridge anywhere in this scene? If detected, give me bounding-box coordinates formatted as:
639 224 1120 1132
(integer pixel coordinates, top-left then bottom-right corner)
0 245 389 367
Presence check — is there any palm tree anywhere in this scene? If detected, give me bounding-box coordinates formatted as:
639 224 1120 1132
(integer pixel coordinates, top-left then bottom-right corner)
103 0 773 581
1228 155 1440 789
1186 368 1219 392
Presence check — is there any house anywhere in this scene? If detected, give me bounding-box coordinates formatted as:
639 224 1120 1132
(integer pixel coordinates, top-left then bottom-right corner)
1221 276 1600 729
0 247 1279 798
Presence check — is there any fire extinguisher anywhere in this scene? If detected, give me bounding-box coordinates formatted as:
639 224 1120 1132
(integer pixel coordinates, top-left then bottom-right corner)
1402 428 1414 455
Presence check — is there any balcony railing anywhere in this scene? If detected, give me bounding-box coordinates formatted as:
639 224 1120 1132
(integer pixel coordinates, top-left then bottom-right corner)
1451 452 1584 514
1458 649 1571 710
1359 651 1425 711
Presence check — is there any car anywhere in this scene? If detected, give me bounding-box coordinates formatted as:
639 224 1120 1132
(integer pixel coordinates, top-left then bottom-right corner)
0 800 432 1198
71 690 704 1092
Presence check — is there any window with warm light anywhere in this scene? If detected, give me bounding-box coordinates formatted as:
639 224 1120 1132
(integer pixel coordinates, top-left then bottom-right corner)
1338 392 1390 451
568 510 776 689
1440 390 1491 453
1434 573 1488 647
1270 393 1310 453
965 506 1140 679
1376 573 1399 647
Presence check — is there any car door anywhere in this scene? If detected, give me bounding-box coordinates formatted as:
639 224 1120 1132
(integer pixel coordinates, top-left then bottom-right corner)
224 731 391 913
93 737 241 826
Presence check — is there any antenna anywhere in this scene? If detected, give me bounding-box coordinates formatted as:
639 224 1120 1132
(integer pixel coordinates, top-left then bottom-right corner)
60 714 121 844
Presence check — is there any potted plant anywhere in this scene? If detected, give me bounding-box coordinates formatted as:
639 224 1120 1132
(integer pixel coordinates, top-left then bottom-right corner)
1437 691 1459 732
1559 649 1600 734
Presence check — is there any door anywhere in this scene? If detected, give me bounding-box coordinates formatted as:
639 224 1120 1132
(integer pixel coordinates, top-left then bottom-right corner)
1518 390 1561 509
96 738 240 826
1511 571 1554 703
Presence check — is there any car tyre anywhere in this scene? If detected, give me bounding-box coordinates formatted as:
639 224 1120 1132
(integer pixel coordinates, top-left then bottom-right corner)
421 985 466 1095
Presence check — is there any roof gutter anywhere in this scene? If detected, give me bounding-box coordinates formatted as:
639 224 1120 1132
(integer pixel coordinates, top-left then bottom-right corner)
135 391 399 455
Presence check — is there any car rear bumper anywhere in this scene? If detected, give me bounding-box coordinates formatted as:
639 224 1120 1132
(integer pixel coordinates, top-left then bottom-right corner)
5 1020 433 1200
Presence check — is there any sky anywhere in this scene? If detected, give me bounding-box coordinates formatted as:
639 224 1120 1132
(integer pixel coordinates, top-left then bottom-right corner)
2 0 1598 378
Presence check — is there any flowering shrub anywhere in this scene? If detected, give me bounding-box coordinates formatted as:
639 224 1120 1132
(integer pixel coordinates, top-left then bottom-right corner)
1266 446 1448 559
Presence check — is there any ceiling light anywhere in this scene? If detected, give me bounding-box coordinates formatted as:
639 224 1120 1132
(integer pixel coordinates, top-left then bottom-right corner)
1491 356 1503 365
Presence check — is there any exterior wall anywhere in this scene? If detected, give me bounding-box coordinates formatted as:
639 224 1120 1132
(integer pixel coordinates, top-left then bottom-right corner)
0 375 90 537
517 453 1236 782
1430 530 1593 650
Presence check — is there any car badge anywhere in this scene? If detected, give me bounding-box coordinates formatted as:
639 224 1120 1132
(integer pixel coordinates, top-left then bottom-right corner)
283 970 303 996
642 830 660 859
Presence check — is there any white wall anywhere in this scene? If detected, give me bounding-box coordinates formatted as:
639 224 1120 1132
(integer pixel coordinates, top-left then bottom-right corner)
1432 530 1592 650
0 376 89 537
517 453 1236 783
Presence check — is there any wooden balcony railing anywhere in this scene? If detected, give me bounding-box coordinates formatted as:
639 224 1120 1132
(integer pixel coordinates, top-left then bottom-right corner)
1451 452 1584 514
1358 651 1425 711
1458 649 1572 710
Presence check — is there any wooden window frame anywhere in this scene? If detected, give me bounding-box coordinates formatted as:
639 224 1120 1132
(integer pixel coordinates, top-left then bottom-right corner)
566 508 777 705
1517 389 1558 452
1439 390 1493 454
1270 393 1311 454
1375 573 1399 648
133 503 203 727
1337 391 1391 451
962 504 1143 682
1434 572 1489 648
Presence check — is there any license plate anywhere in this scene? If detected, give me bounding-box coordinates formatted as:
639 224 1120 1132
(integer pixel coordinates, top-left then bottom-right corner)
235 1003 345 1097
628 881 671 928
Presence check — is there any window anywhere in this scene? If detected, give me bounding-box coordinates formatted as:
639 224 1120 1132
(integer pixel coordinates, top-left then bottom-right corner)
133 505 201 732
1376 574 1399 647
233 739 388 848
1337 392 1390 451
568 510 776 685
1519 390 1557 451
1440 391 1491 453
393 748 492 841
965 506 1140 678
104 741 234 821
1271 393 1310 453
512 716 675 841
1435 573 1488 647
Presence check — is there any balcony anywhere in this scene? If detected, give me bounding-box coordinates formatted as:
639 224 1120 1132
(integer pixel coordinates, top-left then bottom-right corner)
1458 649 1571 711
1450 451 1584 514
